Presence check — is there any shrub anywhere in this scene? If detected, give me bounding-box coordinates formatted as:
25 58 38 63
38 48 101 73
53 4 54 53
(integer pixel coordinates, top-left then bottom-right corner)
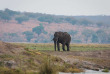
67 68 83 73
23 31 34 42
102 69 109 72
15 16 29 24
38 58 57 74
0 61 4 67
0 67 24 74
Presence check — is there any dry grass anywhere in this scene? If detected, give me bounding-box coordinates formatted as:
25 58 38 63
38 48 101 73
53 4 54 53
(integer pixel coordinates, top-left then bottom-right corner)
1 42 110 73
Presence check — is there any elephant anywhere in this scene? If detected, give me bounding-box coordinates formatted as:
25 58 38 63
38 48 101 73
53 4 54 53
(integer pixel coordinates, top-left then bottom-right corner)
52 31 71 51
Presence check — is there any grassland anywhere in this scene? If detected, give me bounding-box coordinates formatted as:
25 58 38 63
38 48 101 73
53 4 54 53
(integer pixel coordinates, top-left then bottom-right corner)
12 43 110 71
12 43 110 51
0 42 110 74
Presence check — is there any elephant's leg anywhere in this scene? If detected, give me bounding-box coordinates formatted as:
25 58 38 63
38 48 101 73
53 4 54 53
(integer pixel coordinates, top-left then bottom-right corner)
54 41 56 51
66 43 70 51
57 42 60 51
62 43 66 51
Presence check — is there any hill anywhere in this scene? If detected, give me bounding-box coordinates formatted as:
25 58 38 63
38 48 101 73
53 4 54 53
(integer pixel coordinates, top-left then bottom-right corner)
0 9 110 43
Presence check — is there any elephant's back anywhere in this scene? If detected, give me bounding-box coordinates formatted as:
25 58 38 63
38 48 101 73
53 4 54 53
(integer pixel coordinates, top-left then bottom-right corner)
63 32 71 42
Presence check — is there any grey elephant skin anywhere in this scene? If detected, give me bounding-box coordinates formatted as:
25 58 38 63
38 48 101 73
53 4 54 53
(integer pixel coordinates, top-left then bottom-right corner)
52 32 71 51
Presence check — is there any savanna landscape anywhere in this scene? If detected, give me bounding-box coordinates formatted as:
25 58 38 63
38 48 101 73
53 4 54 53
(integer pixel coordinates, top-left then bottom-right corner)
0 41 110 74
0 8 110 74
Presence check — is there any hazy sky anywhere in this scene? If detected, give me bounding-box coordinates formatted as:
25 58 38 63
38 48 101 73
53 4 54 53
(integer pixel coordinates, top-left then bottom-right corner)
0 0 110 16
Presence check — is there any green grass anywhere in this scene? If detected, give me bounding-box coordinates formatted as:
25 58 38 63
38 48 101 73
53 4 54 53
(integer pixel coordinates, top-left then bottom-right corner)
102 69 109 72
0 67 38 74
12 43 110 51
0 54 14 60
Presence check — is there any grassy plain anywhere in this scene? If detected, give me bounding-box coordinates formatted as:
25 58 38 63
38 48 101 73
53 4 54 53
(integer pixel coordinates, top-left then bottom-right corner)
3 43 108 73
12 43 110 51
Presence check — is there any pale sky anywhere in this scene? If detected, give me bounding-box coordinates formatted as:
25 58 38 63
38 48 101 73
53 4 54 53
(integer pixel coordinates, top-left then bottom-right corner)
0 0 110 16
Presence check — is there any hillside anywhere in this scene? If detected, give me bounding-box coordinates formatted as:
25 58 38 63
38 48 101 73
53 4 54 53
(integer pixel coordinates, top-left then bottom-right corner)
0 41 24 54
0 9 110 43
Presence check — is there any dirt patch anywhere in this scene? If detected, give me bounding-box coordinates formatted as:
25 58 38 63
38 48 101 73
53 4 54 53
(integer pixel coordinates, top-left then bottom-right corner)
0 41 24 55
44 50 110 59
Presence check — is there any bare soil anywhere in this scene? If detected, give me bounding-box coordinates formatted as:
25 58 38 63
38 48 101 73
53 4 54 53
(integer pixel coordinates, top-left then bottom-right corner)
0 41 24 55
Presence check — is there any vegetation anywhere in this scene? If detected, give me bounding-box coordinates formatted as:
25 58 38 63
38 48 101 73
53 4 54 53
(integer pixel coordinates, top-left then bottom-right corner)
23 31 34 42
12 43 110 51
32 23 47 35
15 16 29 24
8 33 18 37
0 9 110 26
0 9 110 43
38 57 57 74
38 15 55 23
0 42 110 73
4 8 20 16
65 17 78 25
0 11 11 21
80 19 92 25
0 67 38 74
102 69 109 72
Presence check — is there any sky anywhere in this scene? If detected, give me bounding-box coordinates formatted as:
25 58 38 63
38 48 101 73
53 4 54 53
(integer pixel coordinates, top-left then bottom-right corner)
0 0 110 16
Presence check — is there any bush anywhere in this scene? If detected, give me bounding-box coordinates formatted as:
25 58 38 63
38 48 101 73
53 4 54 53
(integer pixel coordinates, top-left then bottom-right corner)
102 69 109 72
0 11 11 21
15 16 29 24
65 17 77 25
39 58 57 74
38 16 54 23
67 68 83 73
0 61 4 67
80 19 92 25
23 31 34 42
32 24 47 35
0 67 24 74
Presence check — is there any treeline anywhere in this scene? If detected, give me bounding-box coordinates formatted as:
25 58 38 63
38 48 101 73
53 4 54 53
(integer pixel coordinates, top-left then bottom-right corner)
0 9 110 27
4 25 110 43
1 21 110 43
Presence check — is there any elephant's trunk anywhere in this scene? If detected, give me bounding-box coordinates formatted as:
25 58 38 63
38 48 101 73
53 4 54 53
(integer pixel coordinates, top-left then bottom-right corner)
54 41 56 51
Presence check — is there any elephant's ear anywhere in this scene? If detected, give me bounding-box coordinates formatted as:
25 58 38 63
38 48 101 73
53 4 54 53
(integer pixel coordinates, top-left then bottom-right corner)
54 32 58 37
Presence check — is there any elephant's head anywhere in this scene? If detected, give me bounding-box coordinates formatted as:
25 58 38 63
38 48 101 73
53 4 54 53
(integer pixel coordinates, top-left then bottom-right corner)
53 32 61 42
53 32 62 51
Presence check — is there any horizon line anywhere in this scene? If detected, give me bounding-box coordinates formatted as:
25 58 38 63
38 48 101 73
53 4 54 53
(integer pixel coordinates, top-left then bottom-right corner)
1 8 110 16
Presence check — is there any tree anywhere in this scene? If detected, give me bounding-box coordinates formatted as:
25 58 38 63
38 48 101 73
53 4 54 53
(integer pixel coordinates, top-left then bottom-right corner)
15 16 29 24
65 17 77 25
32 23 47 35
80 19 92 25
96 30 107 43
96 22 104 27
4 8 20 16
91 34 98 43
107 34 110 43
23 31 34 42
8 33 18 37
0 11 11 21
38 16 54 23
82 29 95 43
68 30 77 36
